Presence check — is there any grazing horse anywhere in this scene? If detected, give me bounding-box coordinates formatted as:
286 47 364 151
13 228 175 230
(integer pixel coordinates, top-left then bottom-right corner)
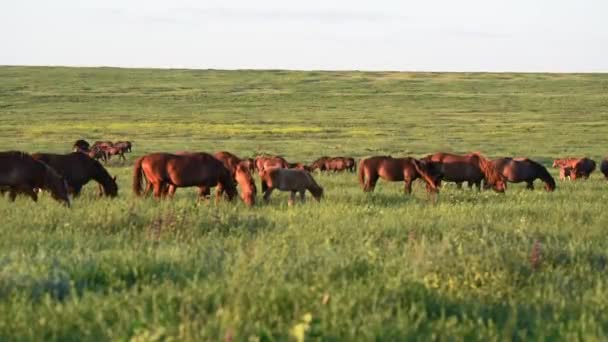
255 155 289 172
0 151 70 206
358 156 438 194
260 168 323 205
31 152 118 197
601 159 608 180
235 163 257 206
214 151 242 177
345 157 356 172
73 139 90 152
492 158 555 191
423 152 506 192
114 141 132 153
133 152 236 202
309 156 331 171
553 157 596 180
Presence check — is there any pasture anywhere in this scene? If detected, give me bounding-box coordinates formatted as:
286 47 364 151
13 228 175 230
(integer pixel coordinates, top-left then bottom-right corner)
1 66 608 340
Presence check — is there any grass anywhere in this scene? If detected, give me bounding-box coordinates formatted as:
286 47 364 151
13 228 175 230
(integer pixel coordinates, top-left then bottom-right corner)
1 66 608 340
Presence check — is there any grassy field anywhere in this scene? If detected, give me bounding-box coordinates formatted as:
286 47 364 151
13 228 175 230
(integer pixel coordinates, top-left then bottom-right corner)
1 66 608 340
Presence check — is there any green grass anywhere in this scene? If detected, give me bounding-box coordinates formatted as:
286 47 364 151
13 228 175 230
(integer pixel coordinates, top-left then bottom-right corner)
1 66 608 340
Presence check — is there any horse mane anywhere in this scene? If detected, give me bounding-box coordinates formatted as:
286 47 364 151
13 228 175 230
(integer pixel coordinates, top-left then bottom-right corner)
470 152 503 184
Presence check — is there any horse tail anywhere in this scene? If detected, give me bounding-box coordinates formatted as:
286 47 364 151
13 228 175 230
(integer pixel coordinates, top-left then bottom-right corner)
412 159 438 191
133 156 145 196
358 159 366 189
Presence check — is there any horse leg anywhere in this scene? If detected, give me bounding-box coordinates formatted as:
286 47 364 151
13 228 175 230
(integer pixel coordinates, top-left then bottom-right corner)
474 181 482 191
152 183 163 199
71 185 82 197
197 186 210 203
456 182 463 190
526 181 534 190
263 188 274 202
24 188 38 202
404 179 412 194
289 191 296 206
8 188 18 202
299 190 306 203
365 173 378 192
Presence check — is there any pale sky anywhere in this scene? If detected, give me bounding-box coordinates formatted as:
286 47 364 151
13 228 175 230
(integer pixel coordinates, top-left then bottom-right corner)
1 0 607 72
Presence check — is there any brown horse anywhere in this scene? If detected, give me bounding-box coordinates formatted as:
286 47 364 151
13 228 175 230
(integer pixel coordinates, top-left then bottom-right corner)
287 162 311 171
260 168 323 204
0 151 70 206
235 163 257 206
31 152 118 197
104 146 126 162
423 152 506 192
344 157 356 172
492 158 555 191
358 156 438 194
255 155 289 172
553 157 596 180
114 141 132 153
309 156 331 171
240 158 256 173
214 151 242 177
601 159 608 180
133 152 236 202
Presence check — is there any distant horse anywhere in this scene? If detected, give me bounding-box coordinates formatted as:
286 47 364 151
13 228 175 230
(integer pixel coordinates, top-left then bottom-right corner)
423 152 506 192
260 168 323 205
553 157 596 180
287 162 311 171
114 141 132 153
358 156 438 194
73 139 90 152
601 159 608 180
255 155 289 172
105 146 126 162
344 157 356 172
31 152 118 197
0 151 70 206
235 163 257 206
309 156 331 171
492 157 555 191
133 152 236 202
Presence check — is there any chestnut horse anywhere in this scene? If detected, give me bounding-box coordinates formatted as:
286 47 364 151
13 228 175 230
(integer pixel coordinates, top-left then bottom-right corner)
423 152 506 192
553 157 596 180
235 163 257 206
133 152 236 202
31 152 118 197
114 141 132 153
492 158 555 191
0 151 70 206
309 156 331 171
260 168 323 204
358 156 438 194
255 155 289 172
601 159 608 180
214 151 242 177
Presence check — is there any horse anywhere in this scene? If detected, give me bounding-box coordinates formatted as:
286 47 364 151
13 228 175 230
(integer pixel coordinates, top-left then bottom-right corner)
235 163 257 206
31 152 118 197
114 141 132 153
358 156 438 194
344 157 356 172
309 156 331 171
214 151 242 177
260 168 323 205
240 158 256 173
553 157 596 180
0 151 70 206
422 152 506 192
287 162 311 171
104 146 126 162
492 157 555 191
601 159 608 180
92 141 114 150
73 139 90 152
133 152 236 202
255 155 289 172
86 146 108 163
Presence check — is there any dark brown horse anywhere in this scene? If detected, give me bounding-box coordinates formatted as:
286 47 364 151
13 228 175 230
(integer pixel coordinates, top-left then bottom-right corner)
260 168 323 204
492 158 555 191
73 139 90 152
105 146 126 162
114 141 132 153
423 152 506 192
344 157 356 172
133 152 236 202
358 156 438 194
31 152 118 197
601 159 608 180
0 151 70 206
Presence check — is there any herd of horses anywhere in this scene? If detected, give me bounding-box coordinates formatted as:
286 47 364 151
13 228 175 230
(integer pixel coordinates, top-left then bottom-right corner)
1 138 607 208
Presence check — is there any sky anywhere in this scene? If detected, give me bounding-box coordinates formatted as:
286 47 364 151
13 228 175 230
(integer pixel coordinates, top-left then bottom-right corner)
1 0 607 72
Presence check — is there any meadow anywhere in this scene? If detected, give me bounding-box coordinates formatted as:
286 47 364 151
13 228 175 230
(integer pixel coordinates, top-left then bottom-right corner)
0 66 608 340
